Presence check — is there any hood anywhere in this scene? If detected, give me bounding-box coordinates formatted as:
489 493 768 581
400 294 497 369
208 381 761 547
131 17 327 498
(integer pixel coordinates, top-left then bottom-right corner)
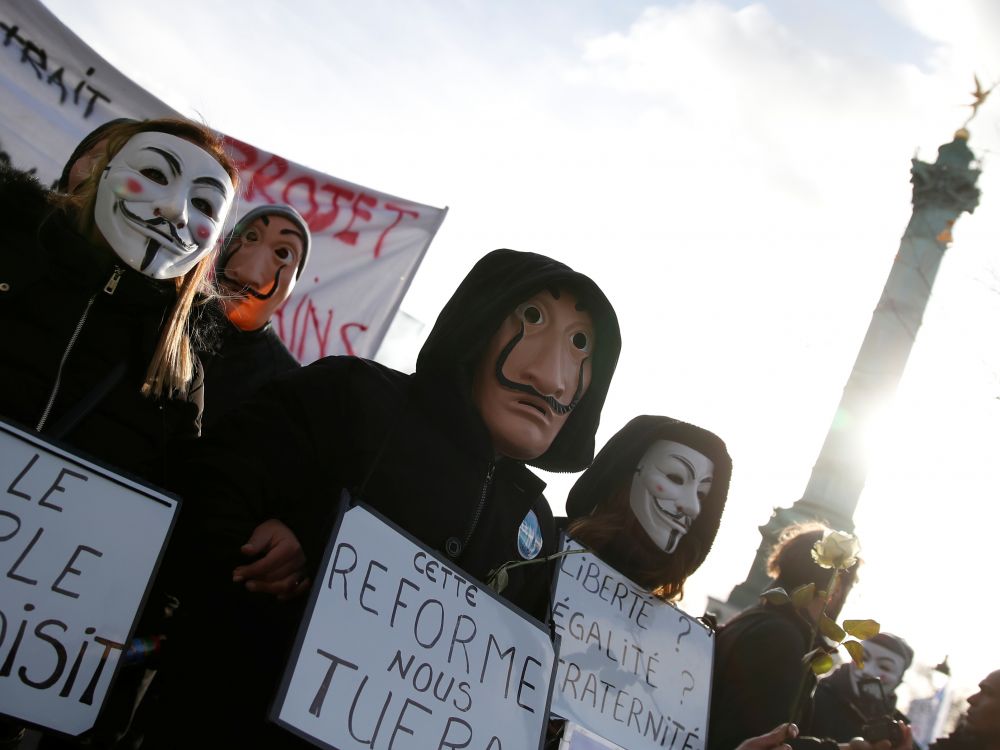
566 415 732 576
415 248 621 472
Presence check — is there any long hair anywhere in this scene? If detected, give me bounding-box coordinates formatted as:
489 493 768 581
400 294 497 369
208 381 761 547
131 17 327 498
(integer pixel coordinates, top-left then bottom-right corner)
568 483 704 602
50 118 238 398
766 523 861 614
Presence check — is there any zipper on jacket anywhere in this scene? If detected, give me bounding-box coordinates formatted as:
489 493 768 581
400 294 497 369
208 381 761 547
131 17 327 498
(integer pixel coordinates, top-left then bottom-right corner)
445 461 495 559
103 265 123 295
35 266 122 432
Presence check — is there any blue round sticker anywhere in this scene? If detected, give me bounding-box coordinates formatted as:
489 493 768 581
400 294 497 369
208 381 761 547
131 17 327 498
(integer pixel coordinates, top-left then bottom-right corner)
517 510 543 560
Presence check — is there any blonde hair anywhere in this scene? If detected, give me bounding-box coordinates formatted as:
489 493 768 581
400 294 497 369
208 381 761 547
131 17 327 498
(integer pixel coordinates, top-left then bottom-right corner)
51 118 238 398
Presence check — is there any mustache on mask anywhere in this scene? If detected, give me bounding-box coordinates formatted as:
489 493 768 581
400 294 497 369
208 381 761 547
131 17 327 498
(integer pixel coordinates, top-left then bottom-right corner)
217 266 283 300
117 201 198 253
493 323 586 416
217 239 286 300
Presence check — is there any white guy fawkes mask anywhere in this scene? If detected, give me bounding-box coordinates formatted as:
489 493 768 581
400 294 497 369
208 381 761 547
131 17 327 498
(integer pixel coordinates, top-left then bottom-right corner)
94 132 235 279
629 440 713 554
851 641 907 694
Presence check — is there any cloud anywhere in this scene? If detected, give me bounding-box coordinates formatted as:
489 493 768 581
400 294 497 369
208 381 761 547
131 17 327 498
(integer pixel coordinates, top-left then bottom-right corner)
886 0 1000 80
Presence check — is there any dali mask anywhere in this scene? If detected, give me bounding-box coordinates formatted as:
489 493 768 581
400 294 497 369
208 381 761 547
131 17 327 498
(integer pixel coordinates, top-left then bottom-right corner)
94 132 235 280
629 440 714 554
217 213 307 331
472 290 594 461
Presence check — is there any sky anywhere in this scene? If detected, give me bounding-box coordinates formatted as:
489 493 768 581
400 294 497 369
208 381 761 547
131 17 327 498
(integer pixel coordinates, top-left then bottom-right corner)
37 0 1000 709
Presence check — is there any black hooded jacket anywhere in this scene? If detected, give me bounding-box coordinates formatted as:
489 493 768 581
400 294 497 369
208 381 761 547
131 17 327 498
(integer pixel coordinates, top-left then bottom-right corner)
709 601 840 750
564 415 732 593
150 249 621 748
0 165 203 484
199 319 300 431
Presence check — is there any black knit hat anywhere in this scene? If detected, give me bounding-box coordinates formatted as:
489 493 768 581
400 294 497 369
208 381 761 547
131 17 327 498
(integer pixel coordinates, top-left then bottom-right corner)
869 632 914 670
567 415 733 577
57 118 139 193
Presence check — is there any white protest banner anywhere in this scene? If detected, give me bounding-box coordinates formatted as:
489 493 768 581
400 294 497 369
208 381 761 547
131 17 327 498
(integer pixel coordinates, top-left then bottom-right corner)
272 500 557 750
0 419 179 736
0 0 446 361
550 537 714 750
225 137 447 362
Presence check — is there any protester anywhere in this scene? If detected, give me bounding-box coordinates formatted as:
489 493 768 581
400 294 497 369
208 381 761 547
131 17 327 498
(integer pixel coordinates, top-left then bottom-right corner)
564 414 732 600
194 203 312 605
145 248 622 748
0 116 237 484
708 523 911 750
537 416 731 749
200 203 310 429
0 118 237 747
928 670 1000 750
812 633 916 744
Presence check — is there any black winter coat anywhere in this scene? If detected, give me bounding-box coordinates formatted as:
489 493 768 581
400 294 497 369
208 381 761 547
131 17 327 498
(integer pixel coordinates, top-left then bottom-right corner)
149 248 622 748
709 602 837 750
0 166 202 484
200 320 299 431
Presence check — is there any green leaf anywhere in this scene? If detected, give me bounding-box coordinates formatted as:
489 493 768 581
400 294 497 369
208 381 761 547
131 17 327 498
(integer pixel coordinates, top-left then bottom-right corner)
791 583 817 608
811 653 835 675
801 647 829 666
843 640 865 668
819 615 846 643
843 619 880 640
488 567 509 594
761 588 791 605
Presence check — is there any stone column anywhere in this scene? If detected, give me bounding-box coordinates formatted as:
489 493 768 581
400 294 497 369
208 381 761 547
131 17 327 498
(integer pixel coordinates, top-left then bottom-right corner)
711 132 981 619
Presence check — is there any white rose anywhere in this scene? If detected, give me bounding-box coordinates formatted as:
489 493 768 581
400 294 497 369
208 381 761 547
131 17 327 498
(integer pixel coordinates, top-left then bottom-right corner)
810 530 860 570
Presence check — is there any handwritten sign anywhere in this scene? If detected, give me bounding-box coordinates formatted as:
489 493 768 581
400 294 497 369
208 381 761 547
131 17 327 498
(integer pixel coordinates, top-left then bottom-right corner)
0 420 179 736
550 537 713 750
272 500 557 750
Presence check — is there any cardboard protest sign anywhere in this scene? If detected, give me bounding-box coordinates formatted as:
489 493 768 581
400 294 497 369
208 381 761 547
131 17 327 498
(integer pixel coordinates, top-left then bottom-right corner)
272 499 557 750
550 537 714 750
0 419 179 736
